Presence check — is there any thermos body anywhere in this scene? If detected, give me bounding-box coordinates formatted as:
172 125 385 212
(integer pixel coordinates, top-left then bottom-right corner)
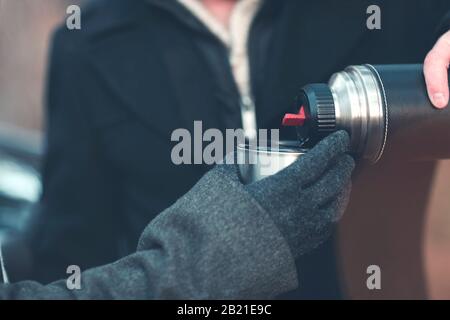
295 64 450 163
373 65 450 162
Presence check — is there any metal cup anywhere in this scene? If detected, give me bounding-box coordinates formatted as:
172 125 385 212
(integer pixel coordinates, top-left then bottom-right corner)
237 141 308 184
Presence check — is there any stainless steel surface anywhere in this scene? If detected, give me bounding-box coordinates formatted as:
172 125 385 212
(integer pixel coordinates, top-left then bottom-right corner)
237 141 307 184
328 64 386 163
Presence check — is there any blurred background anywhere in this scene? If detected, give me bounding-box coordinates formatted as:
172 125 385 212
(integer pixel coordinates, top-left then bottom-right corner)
0 0 81 279
0 0 448 298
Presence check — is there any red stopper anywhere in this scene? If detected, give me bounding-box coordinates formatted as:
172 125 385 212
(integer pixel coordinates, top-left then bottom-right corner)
282 106 306 126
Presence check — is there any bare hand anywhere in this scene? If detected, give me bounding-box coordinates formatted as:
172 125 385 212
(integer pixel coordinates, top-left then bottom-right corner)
424 30 450 109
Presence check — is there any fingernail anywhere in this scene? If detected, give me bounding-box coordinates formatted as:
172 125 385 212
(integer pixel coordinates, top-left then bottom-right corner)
432 93 447 108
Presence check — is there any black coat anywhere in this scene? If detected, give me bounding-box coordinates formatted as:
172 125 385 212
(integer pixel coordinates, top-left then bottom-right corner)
19 0 450 296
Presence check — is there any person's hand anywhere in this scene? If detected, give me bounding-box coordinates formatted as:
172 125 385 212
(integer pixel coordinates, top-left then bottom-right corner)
424 30 450 109
244 130 354 259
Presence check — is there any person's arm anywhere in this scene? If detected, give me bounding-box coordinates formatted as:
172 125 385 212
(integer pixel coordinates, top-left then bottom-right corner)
0 131 354 299
424 9 450 108
0 162 298 299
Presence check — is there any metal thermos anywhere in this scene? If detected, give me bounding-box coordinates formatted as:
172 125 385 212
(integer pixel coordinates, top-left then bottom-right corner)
239 64 450 184
283 64 450 163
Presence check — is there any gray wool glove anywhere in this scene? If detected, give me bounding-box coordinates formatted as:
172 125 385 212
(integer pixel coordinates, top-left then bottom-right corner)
244 130 355 260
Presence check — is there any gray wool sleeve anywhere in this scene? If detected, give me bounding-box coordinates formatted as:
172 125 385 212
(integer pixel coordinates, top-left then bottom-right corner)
0 166 298 299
